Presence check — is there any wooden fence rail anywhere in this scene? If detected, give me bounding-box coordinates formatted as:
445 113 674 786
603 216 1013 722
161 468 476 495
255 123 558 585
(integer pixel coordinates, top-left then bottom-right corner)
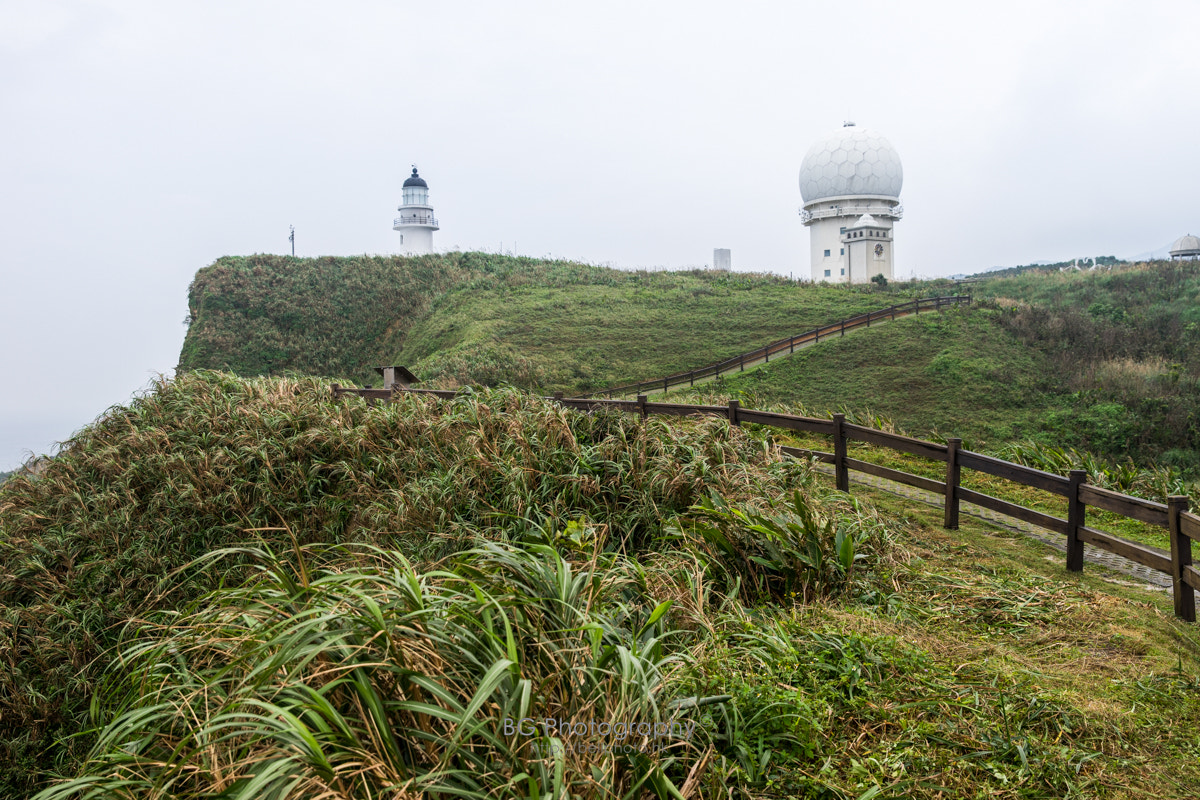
330 386 1198 623
577 295 973 399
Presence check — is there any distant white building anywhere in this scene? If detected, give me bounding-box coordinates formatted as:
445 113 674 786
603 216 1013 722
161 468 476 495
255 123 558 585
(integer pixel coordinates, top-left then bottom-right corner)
394 167 439 254
1169 234 1200 260
713 248 731 271
799 123 903 283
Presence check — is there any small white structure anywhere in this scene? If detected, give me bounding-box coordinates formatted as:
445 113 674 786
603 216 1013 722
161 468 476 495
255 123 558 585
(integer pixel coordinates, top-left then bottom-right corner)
713 248 731 271
799 123 903 283
394 167 439 254
842 214 893 283
1169 234 1200 260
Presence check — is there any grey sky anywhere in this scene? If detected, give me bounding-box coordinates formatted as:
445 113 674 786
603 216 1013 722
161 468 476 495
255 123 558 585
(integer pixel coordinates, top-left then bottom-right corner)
2 0 1198 470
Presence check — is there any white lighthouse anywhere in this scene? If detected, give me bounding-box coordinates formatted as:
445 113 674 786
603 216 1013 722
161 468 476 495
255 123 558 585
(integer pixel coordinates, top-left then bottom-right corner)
393 166 439 254
799 123 903 283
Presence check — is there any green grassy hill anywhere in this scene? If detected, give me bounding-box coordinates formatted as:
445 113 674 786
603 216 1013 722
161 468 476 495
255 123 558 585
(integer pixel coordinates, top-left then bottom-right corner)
710 307 1058 449
180 253 904 393
181 255 1200 470
5 373 1200 798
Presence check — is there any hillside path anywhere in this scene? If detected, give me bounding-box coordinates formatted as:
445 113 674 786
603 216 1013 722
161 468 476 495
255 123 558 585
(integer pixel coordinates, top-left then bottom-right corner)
636 312 904 399
593 296 971 400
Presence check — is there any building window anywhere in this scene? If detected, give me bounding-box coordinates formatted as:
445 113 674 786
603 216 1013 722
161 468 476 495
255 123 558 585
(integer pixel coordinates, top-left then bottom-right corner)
839 227 846 233
824 269 831 277
399 235 404 244
840 248 845 255
824 249 831 257
840 268 845 275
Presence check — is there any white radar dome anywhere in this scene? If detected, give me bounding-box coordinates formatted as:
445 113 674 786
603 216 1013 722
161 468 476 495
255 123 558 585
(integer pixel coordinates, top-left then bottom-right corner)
799 124 903 204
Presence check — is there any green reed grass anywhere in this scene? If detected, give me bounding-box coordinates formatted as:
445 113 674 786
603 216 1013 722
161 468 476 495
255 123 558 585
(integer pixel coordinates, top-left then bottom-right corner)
0 371 801 796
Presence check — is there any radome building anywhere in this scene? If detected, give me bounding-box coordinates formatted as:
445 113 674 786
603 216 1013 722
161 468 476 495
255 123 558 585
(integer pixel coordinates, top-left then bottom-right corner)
799 123 903 283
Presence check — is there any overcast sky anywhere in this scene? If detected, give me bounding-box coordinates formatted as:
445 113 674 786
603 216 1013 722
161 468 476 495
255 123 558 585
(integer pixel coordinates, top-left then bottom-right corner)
2 0 1199 471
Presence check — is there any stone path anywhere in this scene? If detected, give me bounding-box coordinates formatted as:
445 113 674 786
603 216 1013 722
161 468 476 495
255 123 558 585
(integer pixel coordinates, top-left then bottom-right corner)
812 464 1174 593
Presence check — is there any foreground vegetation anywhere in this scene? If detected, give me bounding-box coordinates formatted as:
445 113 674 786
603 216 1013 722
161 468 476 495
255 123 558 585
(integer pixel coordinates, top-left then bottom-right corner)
3 374 1200 798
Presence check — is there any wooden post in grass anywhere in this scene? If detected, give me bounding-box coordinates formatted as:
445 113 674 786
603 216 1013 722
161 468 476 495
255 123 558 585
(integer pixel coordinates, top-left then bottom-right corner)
1066 470 1087 572
1168 495 1195 622
728 399 740 427
833 413 848 492
943 438 962 529
637 394 648 420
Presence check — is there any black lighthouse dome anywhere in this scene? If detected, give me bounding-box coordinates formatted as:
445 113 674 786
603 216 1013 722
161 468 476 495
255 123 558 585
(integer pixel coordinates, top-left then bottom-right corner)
403 167 428 188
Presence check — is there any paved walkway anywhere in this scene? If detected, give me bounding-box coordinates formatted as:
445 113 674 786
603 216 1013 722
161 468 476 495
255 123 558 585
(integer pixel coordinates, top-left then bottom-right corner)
812 464 1174 593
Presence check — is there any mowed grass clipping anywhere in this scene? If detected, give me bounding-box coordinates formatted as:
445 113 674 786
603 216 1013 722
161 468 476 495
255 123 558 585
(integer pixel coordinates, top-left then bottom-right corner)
4 374 1200 798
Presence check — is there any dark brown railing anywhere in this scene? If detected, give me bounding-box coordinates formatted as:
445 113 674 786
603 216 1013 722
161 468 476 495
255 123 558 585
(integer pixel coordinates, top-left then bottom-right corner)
331 386 1200 623
579 295 972 399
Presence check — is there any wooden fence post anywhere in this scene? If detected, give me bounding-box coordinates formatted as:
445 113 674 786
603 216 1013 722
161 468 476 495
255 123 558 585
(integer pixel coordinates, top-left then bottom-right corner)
553 392 563 403
637 394 648 420
331 383 339 398
1066 470 1087 572
728 399 740 427
1169 495 1195 622
833 413 848 492
943 438 961 529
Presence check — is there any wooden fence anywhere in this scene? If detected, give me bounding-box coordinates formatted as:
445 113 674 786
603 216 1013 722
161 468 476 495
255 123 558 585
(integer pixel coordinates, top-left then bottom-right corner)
579 295 972 399
330 386 1200 622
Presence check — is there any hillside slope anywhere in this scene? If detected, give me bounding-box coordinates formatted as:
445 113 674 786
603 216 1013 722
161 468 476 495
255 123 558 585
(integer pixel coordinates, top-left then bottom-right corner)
179 253 905 393
4 374 1200 798
181 255 1200 468
711 307 1059 449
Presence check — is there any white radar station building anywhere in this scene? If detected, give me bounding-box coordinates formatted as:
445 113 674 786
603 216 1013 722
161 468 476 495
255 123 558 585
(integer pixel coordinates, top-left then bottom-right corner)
394 167 439 254
799 123 903 283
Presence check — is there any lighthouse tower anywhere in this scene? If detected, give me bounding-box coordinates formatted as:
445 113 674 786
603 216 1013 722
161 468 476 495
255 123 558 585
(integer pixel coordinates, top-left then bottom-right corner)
393 166 439 254
799 123 903 283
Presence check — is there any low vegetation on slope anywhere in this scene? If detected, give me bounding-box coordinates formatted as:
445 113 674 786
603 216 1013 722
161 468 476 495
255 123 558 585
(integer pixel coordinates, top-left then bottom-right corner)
3 374 1200 798
971 261 1200 472
709 307 1056 451
400 270 890 393
702 261 1200 473
179 252 904 393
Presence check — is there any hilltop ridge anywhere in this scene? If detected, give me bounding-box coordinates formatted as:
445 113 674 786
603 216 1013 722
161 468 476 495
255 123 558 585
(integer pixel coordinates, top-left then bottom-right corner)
181 254 1200 468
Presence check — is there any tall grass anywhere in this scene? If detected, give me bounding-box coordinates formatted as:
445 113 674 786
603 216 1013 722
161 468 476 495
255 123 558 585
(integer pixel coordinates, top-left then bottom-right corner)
35 541 700 799
0 371 807 796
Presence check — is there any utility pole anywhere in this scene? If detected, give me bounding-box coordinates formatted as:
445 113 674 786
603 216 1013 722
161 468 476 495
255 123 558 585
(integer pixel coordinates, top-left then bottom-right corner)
289 225 295 256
